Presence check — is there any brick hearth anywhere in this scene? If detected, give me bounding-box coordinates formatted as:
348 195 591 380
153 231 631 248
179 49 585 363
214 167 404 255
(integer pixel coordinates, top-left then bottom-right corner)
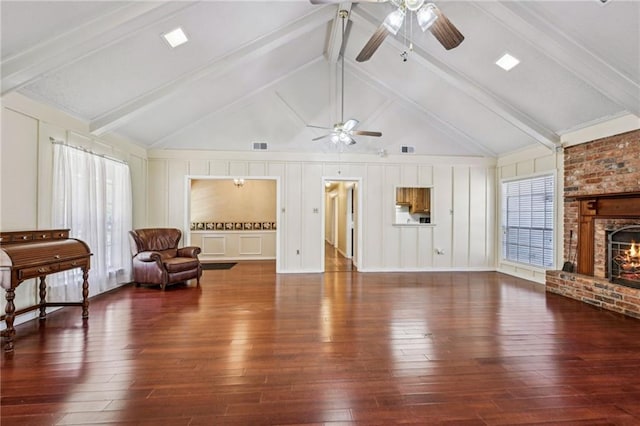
547 129 640 318
547 270 640 318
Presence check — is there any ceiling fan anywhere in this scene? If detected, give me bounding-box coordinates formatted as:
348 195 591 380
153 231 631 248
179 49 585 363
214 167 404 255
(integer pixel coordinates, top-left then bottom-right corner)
310 0 464 62
307 10 382 146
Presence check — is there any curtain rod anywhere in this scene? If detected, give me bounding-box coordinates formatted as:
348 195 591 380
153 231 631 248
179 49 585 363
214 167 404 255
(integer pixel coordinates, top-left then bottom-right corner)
50 137 128 166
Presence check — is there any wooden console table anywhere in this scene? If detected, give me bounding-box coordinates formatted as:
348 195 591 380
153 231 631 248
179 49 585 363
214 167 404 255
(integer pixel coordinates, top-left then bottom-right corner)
0 229 91 353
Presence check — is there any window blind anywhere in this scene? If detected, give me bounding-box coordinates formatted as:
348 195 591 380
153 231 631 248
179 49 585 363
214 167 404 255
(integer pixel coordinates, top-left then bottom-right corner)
502 175 554 268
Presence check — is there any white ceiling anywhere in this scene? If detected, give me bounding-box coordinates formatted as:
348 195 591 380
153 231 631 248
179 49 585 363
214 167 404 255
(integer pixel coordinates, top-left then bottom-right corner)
2 0 638 157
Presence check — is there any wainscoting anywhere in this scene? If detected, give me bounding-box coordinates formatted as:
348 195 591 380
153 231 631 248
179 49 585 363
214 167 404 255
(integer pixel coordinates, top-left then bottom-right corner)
190 230 276 261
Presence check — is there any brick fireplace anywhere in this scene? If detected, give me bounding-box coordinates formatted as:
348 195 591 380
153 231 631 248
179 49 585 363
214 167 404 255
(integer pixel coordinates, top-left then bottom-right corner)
546 129 640 318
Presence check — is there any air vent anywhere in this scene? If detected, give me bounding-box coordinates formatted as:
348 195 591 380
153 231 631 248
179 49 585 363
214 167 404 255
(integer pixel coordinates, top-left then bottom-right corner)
252 142 268 151
401 145 415 154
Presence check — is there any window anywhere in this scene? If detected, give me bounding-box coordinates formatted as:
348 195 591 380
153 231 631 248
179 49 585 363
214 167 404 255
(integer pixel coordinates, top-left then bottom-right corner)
52 143 133 295
501 175 554 268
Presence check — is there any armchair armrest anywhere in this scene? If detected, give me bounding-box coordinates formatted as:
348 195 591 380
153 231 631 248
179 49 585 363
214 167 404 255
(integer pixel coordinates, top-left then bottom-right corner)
177 246 201 258
134 251 163 262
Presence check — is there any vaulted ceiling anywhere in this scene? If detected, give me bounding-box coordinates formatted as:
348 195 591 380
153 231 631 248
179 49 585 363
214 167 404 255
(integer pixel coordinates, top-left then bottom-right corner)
2 1 638 157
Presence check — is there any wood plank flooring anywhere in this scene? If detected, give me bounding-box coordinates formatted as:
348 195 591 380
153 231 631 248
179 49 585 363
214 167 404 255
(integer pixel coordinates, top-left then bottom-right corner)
324 242 354 272
2 264 640 425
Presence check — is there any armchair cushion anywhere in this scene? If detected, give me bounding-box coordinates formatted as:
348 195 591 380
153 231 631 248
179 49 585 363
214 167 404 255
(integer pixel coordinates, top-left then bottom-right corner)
164 257 200 273
129 228 202 290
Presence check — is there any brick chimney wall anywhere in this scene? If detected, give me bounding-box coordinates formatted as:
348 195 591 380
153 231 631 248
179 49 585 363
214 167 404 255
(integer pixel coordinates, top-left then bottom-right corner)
563 130 640 262
547 129 640 318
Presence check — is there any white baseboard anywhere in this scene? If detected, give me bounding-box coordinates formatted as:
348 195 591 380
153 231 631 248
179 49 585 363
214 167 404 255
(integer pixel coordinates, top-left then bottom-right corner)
358 266 496 273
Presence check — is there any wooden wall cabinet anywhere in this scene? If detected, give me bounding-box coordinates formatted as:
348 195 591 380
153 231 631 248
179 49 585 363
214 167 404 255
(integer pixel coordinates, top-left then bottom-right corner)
395 188 412 205
410 188 430 214
396 187 431 214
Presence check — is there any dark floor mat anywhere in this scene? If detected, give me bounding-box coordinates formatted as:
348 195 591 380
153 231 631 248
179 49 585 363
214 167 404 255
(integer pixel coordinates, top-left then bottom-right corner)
201 262 237 270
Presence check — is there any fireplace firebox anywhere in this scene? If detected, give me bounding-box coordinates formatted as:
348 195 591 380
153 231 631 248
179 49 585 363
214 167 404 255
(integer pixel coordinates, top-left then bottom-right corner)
608 225 640 289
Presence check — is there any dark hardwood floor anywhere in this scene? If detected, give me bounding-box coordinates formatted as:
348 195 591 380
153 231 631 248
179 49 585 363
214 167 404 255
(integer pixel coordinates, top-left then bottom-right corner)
2 264 640 425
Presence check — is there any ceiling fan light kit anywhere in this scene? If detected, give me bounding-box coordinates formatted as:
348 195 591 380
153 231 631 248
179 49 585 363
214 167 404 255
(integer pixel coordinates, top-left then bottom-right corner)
416 4 438 31
327 0 465 62
404 0 425 11
383 8 406 34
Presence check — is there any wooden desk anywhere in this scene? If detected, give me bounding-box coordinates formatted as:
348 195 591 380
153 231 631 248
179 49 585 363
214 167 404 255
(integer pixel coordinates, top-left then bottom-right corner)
0 229 91 353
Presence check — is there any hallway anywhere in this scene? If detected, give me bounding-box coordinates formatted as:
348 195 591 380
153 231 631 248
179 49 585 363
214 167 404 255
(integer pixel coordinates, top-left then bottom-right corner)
324 241 354 272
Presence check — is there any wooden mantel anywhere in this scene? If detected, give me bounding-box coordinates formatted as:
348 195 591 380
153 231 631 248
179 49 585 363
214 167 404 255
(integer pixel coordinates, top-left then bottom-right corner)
570 191 640 276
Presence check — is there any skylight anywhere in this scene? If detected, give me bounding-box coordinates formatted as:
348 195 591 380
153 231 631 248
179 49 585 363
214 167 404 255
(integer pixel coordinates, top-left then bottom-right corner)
162 27 188 48
495 53 520 71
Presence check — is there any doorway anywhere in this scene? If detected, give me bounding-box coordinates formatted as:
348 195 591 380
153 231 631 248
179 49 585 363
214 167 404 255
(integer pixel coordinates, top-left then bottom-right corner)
184 176 280 272
322 178 361 272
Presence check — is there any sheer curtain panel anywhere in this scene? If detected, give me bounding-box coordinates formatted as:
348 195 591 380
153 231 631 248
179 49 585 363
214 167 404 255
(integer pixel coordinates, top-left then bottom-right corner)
51 143 133 300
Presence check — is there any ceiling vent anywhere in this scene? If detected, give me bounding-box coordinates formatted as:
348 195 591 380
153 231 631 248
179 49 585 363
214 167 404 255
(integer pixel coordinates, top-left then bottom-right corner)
252 142 268 151
401 145 415 154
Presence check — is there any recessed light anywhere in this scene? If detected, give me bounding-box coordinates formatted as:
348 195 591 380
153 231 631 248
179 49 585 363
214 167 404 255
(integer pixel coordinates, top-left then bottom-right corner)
495 53 520 71
162 27 188 48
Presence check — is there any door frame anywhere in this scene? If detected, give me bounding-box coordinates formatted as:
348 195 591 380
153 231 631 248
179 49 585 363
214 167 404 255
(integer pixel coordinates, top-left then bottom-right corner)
321 176 363 271
345 183 354 258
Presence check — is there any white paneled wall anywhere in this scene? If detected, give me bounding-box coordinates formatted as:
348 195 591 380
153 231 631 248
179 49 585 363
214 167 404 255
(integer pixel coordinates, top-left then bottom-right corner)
469 167 494 267
1 108 38 230
147 150 496 273
189 159 209 177
1 108 39 318
301 164 323 270
382 165 401 268
453 167 470 267
363 164 384 269
285 163 303 271
433 165 453 268
147 159 168 227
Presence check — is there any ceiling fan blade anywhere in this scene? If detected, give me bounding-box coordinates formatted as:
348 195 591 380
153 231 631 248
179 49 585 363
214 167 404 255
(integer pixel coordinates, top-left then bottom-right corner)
307 124 333 130
356 24 390 62
353 130 382 137
343 118 359 131
312 134 333 141
429 7 464 50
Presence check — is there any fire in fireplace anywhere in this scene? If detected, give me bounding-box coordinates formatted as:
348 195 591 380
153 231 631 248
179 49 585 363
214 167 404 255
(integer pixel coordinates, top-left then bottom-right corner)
608 225 640 289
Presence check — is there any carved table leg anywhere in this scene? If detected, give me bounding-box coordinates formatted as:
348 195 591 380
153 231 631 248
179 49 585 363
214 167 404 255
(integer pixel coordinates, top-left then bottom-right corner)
3 287 16 353
39 276 47 320
82 268 89 319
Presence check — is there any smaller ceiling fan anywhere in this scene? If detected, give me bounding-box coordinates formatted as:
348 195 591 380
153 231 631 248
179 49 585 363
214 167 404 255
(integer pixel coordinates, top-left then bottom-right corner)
307 10 382 146
310 0 464 62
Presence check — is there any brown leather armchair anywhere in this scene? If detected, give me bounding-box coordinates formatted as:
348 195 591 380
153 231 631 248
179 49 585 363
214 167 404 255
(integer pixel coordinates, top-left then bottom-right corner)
129 228 202 290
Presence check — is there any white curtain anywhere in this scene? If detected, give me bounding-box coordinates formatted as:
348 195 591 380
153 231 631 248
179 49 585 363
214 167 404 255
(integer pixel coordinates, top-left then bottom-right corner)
51 143 133 300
